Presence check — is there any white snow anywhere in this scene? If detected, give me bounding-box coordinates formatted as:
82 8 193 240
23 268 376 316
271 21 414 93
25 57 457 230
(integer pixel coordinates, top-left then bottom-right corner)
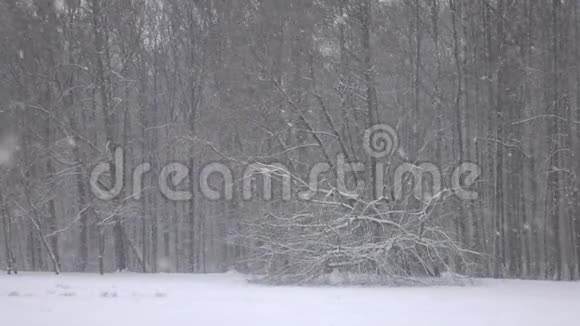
1 272 579 326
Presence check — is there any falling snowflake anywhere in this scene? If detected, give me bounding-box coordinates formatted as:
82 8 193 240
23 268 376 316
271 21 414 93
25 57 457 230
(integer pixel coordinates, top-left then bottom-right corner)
0 134 18 166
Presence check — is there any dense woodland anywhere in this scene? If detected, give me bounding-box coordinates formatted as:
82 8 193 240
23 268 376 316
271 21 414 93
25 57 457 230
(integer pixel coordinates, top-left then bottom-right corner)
1 0 580 282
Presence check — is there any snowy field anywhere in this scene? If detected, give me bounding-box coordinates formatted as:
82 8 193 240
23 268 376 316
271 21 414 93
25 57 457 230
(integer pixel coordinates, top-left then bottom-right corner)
1 272 579 326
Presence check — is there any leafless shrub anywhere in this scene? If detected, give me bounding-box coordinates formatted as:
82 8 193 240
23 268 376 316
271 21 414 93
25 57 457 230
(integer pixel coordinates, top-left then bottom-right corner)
236 165 478 285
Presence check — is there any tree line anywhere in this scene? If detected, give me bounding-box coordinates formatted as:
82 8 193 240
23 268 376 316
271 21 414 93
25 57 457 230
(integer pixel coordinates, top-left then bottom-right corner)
1 0 580 282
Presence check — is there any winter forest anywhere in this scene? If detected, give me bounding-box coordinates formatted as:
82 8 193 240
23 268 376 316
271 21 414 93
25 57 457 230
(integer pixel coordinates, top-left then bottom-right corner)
2 0 580 286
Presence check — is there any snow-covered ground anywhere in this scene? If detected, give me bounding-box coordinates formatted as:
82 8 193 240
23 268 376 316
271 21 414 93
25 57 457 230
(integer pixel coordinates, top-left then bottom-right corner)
1 272 579 326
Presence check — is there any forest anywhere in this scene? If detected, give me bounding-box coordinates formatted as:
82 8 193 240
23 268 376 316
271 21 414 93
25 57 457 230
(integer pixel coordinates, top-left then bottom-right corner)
1 0 580 283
